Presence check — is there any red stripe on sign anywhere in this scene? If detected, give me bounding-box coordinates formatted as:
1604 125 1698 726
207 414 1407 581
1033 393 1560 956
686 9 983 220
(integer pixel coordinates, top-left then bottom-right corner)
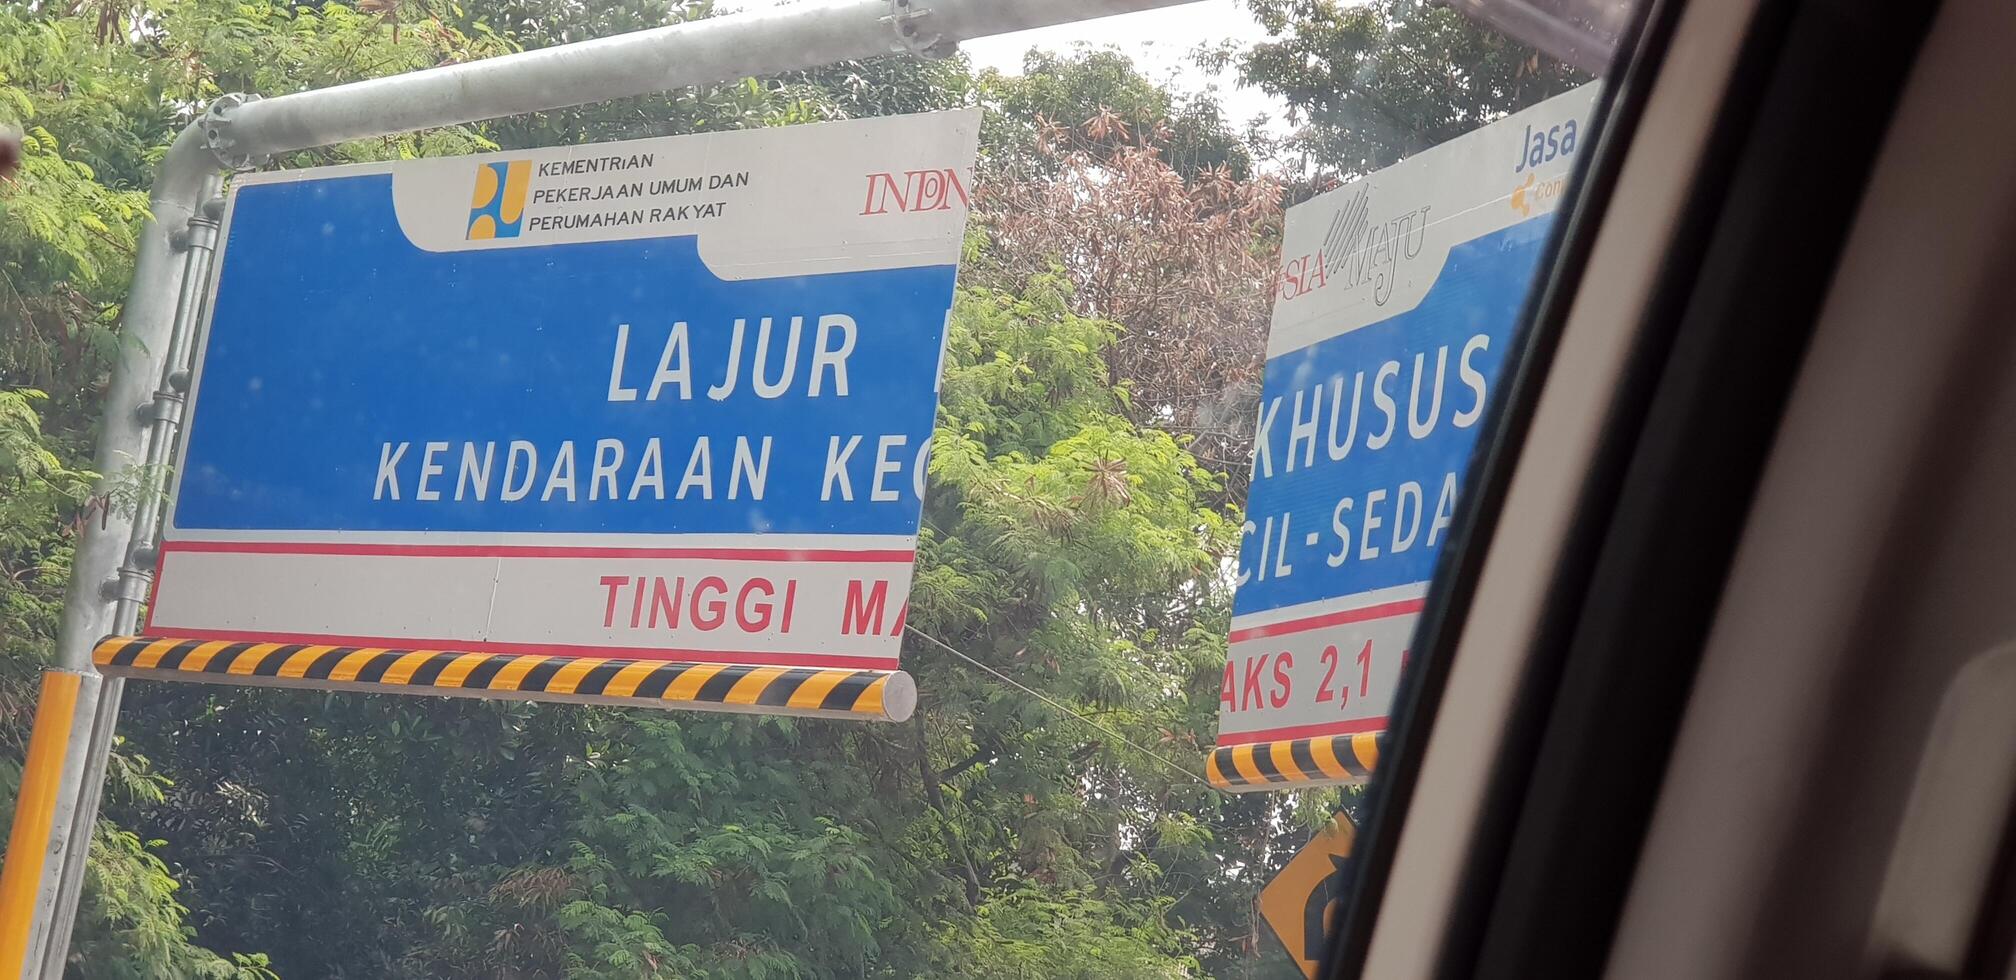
160 540 917 563
1225 598 1426 643
1213 716 1389 746
135 626 903 671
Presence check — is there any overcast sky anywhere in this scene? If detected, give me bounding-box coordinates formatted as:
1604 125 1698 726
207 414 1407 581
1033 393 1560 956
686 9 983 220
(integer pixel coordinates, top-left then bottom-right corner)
735 0 1289 130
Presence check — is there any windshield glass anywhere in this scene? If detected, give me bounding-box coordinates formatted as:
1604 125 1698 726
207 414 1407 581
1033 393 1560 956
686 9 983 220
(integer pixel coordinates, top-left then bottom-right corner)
0 0 1627 976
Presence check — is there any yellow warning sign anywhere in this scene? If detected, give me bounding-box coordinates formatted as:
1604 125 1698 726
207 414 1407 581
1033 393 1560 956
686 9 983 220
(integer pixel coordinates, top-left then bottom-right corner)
1258 813 1356 978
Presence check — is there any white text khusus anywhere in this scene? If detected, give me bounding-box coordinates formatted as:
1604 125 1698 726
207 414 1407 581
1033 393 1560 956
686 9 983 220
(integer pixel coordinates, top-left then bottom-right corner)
1235 332 1491 587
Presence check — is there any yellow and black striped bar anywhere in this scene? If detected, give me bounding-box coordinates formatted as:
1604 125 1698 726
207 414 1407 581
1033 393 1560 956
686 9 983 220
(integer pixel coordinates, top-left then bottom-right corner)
1206 733 1381 792
93 636 915 723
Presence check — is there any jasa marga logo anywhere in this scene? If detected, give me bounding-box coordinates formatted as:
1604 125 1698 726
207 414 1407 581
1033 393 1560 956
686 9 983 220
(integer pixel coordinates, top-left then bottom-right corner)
1509 114 1580 217
467 160 531 239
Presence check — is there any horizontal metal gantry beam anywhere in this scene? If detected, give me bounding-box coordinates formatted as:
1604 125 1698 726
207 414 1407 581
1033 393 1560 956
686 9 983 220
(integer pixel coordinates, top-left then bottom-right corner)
210 0 1203 163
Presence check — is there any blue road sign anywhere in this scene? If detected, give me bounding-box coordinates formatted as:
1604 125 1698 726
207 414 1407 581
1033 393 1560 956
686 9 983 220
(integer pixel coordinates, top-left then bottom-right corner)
152 112 981 672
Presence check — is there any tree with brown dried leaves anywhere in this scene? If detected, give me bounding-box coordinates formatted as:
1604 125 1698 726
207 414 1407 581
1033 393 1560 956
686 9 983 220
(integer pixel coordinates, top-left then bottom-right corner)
976 112 1283 504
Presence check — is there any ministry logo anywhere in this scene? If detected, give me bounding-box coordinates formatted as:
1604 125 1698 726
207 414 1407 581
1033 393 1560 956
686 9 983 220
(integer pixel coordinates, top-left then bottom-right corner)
467 160 531 239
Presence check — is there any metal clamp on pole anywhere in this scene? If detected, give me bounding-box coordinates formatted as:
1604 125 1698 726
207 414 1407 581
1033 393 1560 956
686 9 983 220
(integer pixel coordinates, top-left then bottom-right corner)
136 390 182 428
96 568 150 607
199 93 267 171
885 0 956 58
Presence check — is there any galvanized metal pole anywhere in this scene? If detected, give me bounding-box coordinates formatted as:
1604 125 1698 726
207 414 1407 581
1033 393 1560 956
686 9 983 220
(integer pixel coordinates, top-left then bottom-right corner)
7 126 215 980
51 125 217 672
35 173 226 980
15 0 1200 971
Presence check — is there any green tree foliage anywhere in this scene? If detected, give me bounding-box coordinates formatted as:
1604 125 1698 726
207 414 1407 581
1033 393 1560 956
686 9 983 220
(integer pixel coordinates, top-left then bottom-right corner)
980 48 1252 180
0 10 150 418
0 12 258 972
0 389 89 683
973 122 1280 504
1231 0 1589 183
944 886 1197 979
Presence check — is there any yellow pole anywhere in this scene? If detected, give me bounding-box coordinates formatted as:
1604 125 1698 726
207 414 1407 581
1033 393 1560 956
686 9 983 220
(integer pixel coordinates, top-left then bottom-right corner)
0 671 87 978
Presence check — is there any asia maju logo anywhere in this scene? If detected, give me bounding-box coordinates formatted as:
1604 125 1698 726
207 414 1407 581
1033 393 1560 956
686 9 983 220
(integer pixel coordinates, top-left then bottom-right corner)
860 167 969 216
1276 183 1432 306
467 160 532 239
